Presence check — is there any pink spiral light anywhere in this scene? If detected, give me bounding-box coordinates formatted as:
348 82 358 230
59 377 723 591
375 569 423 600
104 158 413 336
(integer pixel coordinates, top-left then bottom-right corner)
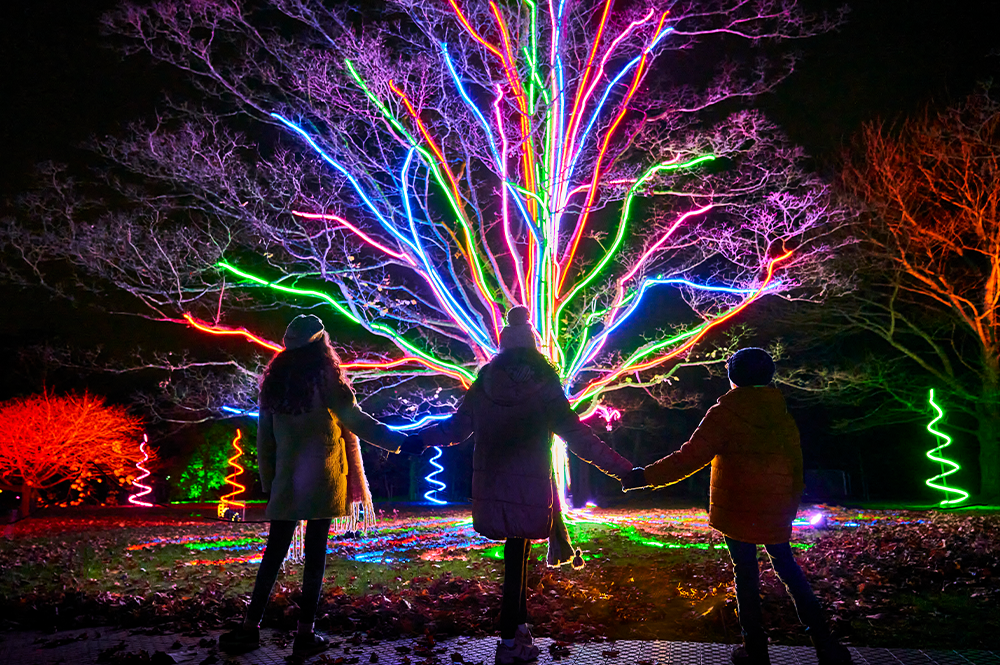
129 434 154 508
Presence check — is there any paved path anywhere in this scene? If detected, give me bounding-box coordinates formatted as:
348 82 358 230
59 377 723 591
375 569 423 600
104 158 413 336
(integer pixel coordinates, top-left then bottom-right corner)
2 627 998 664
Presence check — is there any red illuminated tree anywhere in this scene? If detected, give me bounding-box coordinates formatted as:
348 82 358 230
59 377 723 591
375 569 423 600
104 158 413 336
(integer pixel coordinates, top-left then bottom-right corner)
785 88 1000 502
0 392 149 515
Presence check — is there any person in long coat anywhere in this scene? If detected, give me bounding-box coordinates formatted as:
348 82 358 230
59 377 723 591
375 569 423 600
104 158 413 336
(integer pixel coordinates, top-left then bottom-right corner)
421 306 634 665
622 348 852 665
220 314 407 659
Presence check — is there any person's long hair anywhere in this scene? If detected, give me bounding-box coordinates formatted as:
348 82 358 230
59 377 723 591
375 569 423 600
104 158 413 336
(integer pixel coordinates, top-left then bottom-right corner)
259 332 354 414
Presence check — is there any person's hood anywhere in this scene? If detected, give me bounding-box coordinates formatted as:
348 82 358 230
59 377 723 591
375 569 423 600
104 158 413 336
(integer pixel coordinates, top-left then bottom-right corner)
479 359 553 406
716 386 789 428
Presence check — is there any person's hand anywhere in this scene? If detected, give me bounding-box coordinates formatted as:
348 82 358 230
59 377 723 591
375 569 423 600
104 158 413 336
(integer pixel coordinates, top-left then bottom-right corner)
398 433 426 456
621 467 648 492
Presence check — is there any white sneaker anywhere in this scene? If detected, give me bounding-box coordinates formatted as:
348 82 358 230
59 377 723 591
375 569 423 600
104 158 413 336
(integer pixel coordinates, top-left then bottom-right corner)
514 625 533 647
495 640 540 664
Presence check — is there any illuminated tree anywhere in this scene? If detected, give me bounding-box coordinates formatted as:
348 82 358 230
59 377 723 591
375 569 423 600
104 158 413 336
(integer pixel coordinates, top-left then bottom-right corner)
0 392 149 515
2 0 852 490
780 88 1000 502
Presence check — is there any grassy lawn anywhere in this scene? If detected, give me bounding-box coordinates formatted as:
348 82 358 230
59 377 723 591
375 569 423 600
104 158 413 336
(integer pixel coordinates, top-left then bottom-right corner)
1 503 997 648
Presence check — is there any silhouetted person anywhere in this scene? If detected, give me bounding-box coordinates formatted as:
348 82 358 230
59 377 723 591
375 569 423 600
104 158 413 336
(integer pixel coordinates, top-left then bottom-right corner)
622 347 851 665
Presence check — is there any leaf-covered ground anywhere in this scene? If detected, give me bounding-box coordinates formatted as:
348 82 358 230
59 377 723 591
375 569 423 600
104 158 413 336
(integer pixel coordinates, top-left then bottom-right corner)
1 504 997 649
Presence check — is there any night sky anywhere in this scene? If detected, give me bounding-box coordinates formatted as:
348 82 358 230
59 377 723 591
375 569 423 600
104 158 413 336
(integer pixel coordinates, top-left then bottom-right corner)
1 0 998 497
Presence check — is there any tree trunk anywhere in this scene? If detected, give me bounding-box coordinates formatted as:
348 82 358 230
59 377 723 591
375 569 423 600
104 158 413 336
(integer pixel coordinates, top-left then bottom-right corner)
20 485 35 517
977 403 1000 504
977 356 1000 505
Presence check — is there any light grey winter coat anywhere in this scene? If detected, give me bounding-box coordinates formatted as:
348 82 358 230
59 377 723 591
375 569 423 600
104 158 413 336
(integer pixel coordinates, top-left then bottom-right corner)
257 392 405 521
423 355 632 540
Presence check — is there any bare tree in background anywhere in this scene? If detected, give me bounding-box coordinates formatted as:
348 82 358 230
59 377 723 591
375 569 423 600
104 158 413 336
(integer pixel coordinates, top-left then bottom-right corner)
791 88 1000 502
0 0 853 467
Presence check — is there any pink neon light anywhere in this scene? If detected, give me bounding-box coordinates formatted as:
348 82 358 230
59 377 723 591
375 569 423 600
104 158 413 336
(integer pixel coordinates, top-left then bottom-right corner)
290 211 414 264
490 2 538 223
560 7 653 191
182 313 284 353
621 204 714 283
559 12 670 290
556 12 669 293
129 434 154 508
581 405 622 431
495 85 527 306
562 0 616 175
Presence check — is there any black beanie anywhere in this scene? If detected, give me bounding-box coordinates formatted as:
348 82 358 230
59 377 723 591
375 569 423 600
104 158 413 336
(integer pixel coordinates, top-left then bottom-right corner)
727 347 775 387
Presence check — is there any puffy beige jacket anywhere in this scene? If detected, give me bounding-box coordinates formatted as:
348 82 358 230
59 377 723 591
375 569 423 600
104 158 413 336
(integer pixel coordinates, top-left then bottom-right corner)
257 392 405 521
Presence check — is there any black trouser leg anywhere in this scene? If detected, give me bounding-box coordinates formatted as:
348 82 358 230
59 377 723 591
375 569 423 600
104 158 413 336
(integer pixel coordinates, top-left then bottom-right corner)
500 537 531 639
763 542 829 640
299 519 333 624
245 520 297 627
725 537 767 645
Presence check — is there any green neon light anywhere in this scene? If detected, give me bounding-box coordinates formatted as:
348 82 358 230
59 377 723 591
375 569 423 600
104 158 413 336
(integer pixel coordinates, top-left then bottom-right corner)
216 261 476 383
556 155 716 320
924 389 970 506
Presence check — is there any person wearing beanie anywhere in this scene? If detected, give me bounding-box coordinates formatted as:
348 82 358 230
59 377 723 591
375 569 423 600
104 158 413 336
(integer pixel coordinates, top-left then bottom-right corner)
220 314 417 659
621 347 851 665
419 306 633 665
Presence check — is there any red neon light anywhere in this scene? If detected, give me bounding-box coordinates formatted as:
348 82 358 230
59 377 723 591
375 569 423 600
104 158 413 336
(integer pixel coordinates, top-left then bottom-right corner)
182 314 471 387
218 429 247 517
129 434 154 508
182 313 284 353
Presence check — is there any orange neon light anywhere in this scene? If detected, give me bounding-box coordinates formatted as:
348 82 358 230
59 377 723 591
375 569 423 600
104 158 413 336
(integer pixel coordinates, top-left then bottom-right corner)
218 429 247 518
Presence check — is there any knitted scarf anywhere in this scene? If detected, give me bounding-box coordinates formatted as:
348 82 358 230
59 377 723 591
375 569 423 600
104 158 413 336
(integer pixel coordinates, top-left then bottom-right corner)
336 427 375 533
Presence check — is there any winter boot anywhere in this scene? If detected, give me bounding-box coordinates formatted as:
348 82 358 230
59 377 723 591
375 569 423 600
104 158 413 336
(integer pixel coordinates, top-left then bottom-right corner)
494 640 540 664
814 636 853 665
292 632 329 659
730 641 771 665
218 625 260 653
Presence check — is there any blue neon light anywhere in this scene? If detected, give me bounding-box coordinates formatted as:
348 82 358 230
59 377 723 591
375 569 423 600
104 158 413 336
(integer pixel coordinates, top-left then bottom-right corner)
423 446 448 505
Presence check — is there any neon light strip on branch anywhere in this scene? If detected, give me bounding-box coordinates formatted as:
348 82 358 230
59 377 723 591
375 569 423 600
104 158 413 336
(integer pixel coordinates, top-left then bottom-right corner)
215 261 475 385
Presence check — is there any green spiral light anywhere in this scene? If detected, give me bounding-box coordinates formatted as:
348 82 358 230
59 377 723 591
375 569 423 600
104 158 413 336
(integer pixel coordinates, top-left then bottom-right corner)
924 389 969 506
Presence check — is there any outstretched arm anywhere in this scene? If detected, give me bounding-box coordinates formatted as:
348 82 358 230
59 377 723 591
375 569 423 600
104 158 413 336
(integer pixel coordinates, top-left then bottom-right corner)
550 389 632 479
421 386 475 447
642 405 727 487
334 400 407 453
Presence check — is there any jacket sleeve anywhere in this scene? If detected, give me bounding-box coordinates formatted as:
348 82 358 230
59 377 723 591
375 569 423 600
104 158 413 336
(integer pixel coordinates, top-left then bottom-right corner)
257 409 276 494
644 403 727 487
550 390 632 480
334 400 407 453
421 386 475 447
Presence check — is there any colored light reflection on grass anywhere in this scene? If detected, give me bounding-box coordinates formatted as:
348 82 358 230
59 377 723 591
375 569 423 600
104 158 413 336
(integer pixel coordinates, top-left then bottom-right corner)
123 507 851 568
